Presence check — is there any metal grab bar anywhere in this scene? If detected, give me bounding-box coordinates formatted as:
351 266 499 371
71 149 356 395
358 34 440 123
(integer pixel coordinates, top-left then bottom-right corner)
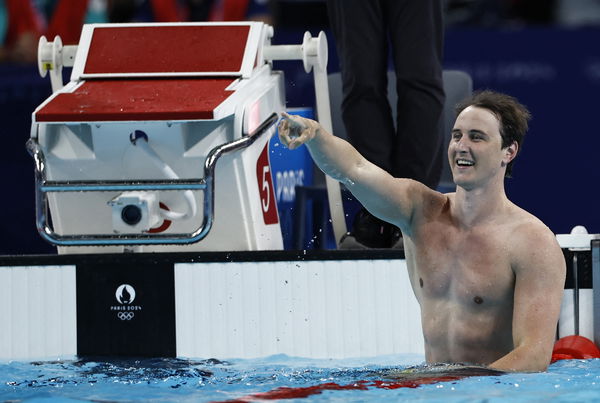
26 113 279 246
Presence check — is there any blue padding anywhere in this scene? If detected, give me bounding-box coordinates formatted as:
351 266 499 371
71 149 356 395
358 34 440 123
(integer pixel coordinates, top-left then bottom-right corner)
269 107 314 250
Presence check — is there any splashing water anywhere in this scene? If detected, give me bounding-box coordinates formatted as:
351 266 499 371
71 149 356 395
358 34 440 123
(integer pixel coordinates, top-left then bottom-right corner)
1 356 600 402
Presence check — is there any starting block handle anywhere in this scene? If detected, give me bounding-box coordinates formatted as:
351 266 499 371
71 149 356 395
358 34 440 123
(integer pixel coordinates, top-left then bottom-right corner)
38 35 78 93
26 113 278 247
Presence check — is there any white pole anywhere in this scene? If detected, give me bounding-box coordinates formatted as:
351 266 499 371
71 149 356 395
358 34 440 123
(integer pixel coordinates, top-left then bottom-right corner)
264 30 348 246
313 62 347 245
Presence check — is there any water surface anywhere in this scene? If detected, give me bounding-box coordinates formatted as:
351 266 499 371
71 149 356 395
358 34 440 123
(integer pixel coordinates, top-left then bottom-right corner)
1 354 599 402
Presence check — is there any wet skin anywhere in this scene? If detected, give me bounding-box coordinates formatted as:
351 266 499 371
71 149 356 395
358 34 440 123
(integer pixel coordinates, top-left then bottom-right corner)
405 194 522 365
405 105 520 364
278 108 565 371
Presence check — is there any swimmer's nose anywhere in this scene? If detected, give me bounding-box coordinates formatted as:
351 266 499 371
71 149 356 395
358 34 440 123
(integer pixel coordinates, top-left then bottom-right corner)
455 137 471 152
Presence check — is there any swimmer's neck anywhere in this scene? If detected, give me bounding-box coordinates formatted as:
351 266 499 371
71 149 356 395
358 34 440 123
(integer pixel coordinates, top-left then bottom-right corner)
451 182 510 228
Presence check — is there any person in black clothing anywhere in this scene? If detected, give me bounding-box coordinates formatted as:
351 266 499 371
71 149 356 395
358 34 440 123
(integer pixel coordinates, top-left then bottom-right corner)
326 0 445 248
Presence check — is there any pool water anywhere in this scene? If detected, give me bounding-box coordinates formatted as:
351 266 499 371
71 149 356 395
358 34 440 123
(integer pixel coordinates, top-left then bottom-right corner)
1 354 599 402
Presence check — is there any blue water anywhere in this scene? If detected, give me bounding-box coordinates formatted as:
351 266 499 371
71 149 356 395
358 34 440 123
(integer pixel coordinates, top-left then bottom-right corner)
1 354 599 402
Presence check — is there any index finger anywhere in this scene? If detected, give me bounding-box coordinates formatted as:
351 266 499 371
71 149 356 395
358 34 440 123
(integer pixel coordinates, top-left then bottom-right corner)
278 116 289 129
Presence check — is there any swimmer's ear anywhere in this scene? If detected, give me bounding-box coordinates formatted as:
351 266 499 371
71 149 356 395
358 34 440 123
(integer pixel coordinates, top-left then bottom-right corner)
502 140 518 166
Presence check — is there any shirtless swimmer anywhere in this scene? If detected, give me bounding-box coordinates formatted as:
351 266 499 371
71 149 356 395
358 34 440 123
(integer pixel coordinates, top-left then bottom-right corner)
277 90 565 372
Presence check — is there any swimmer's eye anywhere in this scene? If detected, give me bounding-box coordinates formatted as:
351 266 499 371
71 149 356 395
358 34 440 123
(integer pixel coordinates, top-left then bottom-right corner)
468 131 487 142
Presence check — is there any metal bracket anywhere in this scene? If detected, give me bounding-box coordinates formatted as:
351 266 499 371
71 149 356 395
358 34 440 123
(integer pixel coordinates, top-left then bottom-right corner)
26 113 278 246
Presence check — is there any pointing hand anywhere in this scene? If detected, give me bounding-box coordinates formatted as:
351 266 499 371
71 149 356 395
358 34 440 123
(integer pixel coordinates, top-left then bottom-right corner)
278 112 319 150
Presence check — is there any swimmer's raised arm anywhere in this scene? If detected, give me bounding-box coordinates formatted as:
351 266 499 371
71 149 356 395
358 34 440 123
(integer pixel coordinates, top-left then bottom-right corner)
278 113 431 231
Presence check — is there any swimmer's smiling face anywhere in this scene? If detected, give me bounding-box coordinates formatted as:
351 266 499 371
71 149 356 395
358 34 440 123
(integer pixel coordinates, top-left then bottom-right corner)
448 106 518 190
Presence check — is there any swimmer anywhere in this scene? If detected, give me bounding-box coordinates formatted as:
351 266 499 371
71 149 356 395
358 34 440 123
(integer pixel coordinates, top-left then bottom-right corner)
278 91 566 372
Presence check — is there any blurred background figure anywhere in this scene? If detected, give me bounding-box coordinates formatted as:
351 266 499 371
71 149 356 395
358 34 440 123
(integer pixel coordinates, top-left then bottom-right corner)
0 0 43 63
105 0 184 23
189 0 271 22
35 0 271 46
38 0 107 45
327 0 445 249
38 0 185 45
186 0 214 20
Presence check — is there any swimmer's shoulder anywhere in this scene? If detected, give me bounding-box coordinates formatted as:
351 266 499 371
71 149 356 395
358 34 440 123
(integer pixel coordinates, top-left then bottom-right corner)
508 204 556 243
507 206 564 269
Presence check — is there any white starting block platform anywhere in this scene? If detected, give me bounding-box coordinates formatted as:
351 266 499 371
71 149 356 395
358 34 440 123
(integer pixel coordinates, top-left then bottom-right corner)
0 250 425 361
28 22 346 254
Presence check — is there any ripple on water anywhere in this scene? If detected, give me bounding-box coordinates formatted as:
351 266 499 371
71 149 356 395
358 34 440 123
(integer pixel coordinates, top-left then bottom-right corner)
0 356 599 402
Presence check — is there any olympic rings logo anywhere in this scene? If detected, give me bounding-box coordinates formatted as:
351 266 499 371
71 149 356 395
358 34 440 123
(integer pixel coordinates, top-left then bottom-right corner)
117 312 135 320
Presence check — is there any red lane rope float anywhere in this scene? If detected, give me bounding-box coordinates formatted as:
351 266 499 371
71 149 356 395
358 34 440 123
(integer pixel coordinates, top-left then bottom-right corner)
214 376 466 402
552 335 600 362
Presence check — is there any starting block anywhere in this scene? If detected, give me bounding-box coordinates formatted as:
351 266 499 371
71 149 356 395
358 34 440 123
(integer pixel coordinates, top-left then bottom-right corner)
29 22 346 253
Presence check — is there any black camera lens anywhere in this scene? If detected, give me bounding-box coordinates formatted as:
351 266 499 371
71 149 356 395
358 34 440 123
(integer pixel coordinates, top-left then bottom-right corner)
121 205 142 225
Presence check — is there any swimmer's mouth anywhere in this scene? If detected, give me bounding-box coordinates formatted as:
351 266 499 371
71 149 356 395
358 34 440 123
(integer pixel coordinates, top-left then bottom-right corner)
456 158 474 167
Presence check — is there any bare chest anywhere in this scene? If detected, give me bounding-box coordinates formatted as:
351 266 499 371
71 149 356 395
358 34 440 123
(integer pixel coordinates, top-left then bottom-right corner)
406 222 515 306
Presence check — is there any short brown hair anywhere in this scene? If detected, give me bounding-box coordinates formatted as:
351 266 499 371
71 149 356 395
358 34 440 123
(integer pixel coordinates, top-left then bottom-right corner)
455 90 531 177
